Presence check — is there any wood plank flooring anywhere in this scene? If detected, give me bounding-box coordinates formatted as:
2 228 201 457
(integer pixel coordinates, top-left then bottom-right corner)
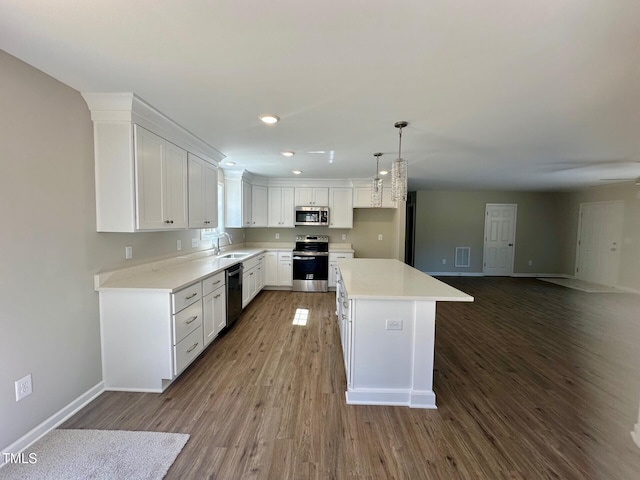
62 278 640 479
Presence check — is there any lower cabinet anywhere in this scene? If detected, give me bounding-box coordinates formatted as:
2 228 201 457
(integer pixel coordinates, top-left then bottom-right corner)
242 255 263 308
99 274 228 393
203 271 226 346
329 252 354 288
264 251 293 287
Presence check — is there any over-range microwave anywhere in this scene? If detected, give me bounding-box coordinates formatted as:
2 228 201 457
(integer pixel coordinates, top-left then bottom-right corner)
294 206 329 226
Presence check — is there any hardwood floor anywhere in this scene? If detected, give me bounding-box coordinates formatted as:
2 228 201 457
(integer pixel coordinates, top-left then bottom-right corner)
62 278 640 479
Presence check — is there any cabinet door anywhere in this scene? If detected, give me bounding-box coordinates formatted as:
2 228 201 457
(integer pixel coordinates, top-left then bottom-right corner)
312 187 329 206
278 252 292 286
329 187 353 228
135 126 166 230
203 291 216 346
164 141 188 229
268 187 282 227
251 185 268 227
242 270 251 308
295 187 328 206
242 180 252 227
265 252 278 285
203 161 218 227
212 285 226 337
281 187 295 227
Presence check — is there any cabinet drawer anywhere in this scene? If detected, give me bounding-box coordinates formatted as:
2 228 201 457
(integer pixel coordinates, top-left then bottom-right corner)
174 326 203 375
172 283 202 313
330 252 354 262
203 271 226 296
278 251 292 261
173 300 202 344
243 255 259 271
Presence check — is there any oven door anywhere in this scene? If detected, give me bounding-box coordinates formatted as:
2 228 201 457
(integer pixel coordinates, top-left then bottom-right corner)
292 253 329 292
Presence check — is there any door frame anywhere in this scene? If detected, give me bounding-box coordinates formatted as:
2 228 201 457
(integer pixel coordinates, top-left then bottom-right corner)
483 203 518 276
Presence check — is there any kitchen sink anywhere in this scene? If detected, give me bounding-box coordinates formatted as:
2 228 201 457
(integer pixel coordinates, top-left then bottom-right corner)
219 253 249 259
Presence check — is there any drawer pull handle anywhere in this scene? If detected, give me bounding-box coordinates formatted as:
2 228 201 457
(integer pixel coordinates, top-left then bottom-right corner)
214 294 221 299
185 293 198 300
212 280 221 285
186 342 199 353
186 315 198 324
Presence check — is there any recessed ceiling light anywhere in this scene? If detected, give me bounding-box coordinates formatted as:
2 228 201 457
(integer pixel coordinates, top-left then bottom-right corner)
259 114 280 124
281 151 295 157
225 161 236 166
379 170 388 175
292 170 303 175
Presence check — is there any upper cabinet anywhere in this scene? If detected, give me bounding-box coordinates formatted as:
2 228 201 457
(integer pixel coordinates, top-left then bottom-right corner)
329 187 353 228
295 187 329 206
188 153 218 229
251 185 268 227
225 175 252 228
136 126 188 230
352 183 397 209
83 93 224 232
268 186 295 227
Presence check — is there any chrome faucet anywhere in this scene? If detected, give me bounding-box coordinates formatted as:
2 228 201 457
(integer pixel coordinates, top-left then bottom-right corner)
214 232 233 256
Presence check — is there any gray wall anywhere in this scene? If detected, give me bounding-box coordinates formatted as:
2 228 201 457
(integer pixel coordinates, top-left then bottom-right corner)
0 50 220 450
414 190 569 275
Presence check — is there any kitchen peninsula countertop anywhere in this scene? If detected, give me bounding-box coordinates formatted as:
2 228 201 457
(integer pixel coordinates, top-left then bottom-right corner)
337 258 474 302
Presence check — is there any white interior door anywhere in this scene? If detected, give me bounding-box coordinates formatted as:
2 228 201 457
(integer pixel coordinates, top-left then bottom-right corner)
575 201 624 286
483 204 517 276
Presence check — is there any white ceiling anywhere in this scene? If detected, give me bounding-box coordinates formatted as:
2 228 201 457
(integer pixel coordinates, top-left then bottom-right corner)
2 0 640 191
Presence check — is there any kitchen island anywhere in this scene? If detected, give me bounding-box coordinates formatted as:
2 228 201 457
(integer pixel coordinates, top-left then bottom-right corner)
336 258 473 408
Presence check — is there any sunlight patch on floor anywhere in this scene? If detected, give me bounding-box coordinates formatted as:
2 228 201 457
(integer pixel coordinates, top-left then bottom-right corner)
292 308 309 326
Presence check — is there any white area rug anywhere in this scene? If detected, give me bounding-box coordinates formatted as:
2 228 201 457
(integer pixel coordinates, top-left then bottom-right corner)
0 429 189 480
539 278 626 293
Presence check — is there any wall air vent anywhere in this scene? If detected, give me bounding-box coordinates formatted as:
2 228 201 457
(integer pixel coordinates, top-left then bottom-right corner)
455 247 471 268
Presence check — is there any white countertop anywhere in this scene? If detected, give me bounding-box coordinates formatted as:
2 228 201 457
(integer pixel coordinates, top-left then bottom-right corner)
338 258 473 302
97 248 266 293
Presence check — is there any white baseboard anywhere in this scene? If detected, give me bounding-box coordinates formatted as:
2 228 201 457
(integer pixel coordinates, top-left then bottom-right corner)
617 285 640 295
426 272 484 277
1 382 104 462
511 273 571 278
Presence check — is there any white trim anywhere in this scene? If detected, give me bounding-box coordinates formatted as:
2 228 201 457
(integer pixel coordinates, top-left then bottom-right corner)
483 203 518 276
616 285 640 295
632 423 640 449
511 273 571 278
425 271 484 277
1 382 104 463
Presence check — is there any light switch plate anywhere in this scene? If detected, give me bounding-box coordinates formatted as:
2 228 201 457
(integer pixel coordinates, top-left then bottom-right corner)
125 246 133 259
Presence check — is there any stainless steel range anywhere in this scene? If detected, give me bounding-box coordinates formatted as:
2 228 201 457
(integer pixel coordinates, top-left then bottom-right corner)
292 235 329 292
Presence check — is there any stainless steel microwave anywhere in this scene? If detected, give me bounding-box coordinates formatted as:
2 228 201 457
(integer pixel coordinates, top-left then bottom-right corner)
294 206 329 226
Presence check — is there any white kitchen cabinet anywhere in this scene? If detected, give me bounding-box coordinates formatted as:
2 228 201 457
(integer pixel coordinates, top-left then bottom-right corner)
352 185 396 208
83 93 224 232
256 253 266 291
294 187 329 206
329 252 354 288
329 187 353 229
188 153 218 228
135 125 188 230
242 255 263 307
268 187 295 227
251 185 268 227
99 282 205 392
264 251 293 287
225 176 252 228
203 271 226 346
278 252 293 287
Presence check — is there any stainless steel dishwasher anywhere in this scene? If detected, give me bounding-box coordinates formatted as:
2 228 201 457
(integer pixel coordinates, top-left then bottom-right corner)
225 263 243 328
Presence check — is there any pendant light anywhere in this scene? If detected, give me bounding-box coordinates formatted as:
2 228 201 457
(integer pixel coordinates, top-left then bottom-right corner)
371 152 384 207
391 121 408 202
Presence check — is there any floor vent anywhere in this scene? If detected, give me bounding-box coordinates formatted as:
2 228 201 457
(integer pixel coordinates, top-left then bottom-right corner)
455 247 471 268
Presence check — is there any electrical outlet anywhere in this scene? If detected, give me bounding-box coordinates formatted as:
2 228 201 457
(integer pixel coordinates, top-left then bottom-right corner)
15 374 32 401
385 319 403 331
275 233 280 239
442 259 446 265
177 240 182 251
125 246 133 259
378 234 383 241
528 260 533 266
192 238 199 248
342 234 346 240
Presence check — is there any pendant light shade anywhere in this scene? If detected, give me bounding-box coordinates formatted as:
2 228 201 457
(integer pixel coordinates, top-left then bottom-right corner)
371 153 383 207
391 121 408 202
